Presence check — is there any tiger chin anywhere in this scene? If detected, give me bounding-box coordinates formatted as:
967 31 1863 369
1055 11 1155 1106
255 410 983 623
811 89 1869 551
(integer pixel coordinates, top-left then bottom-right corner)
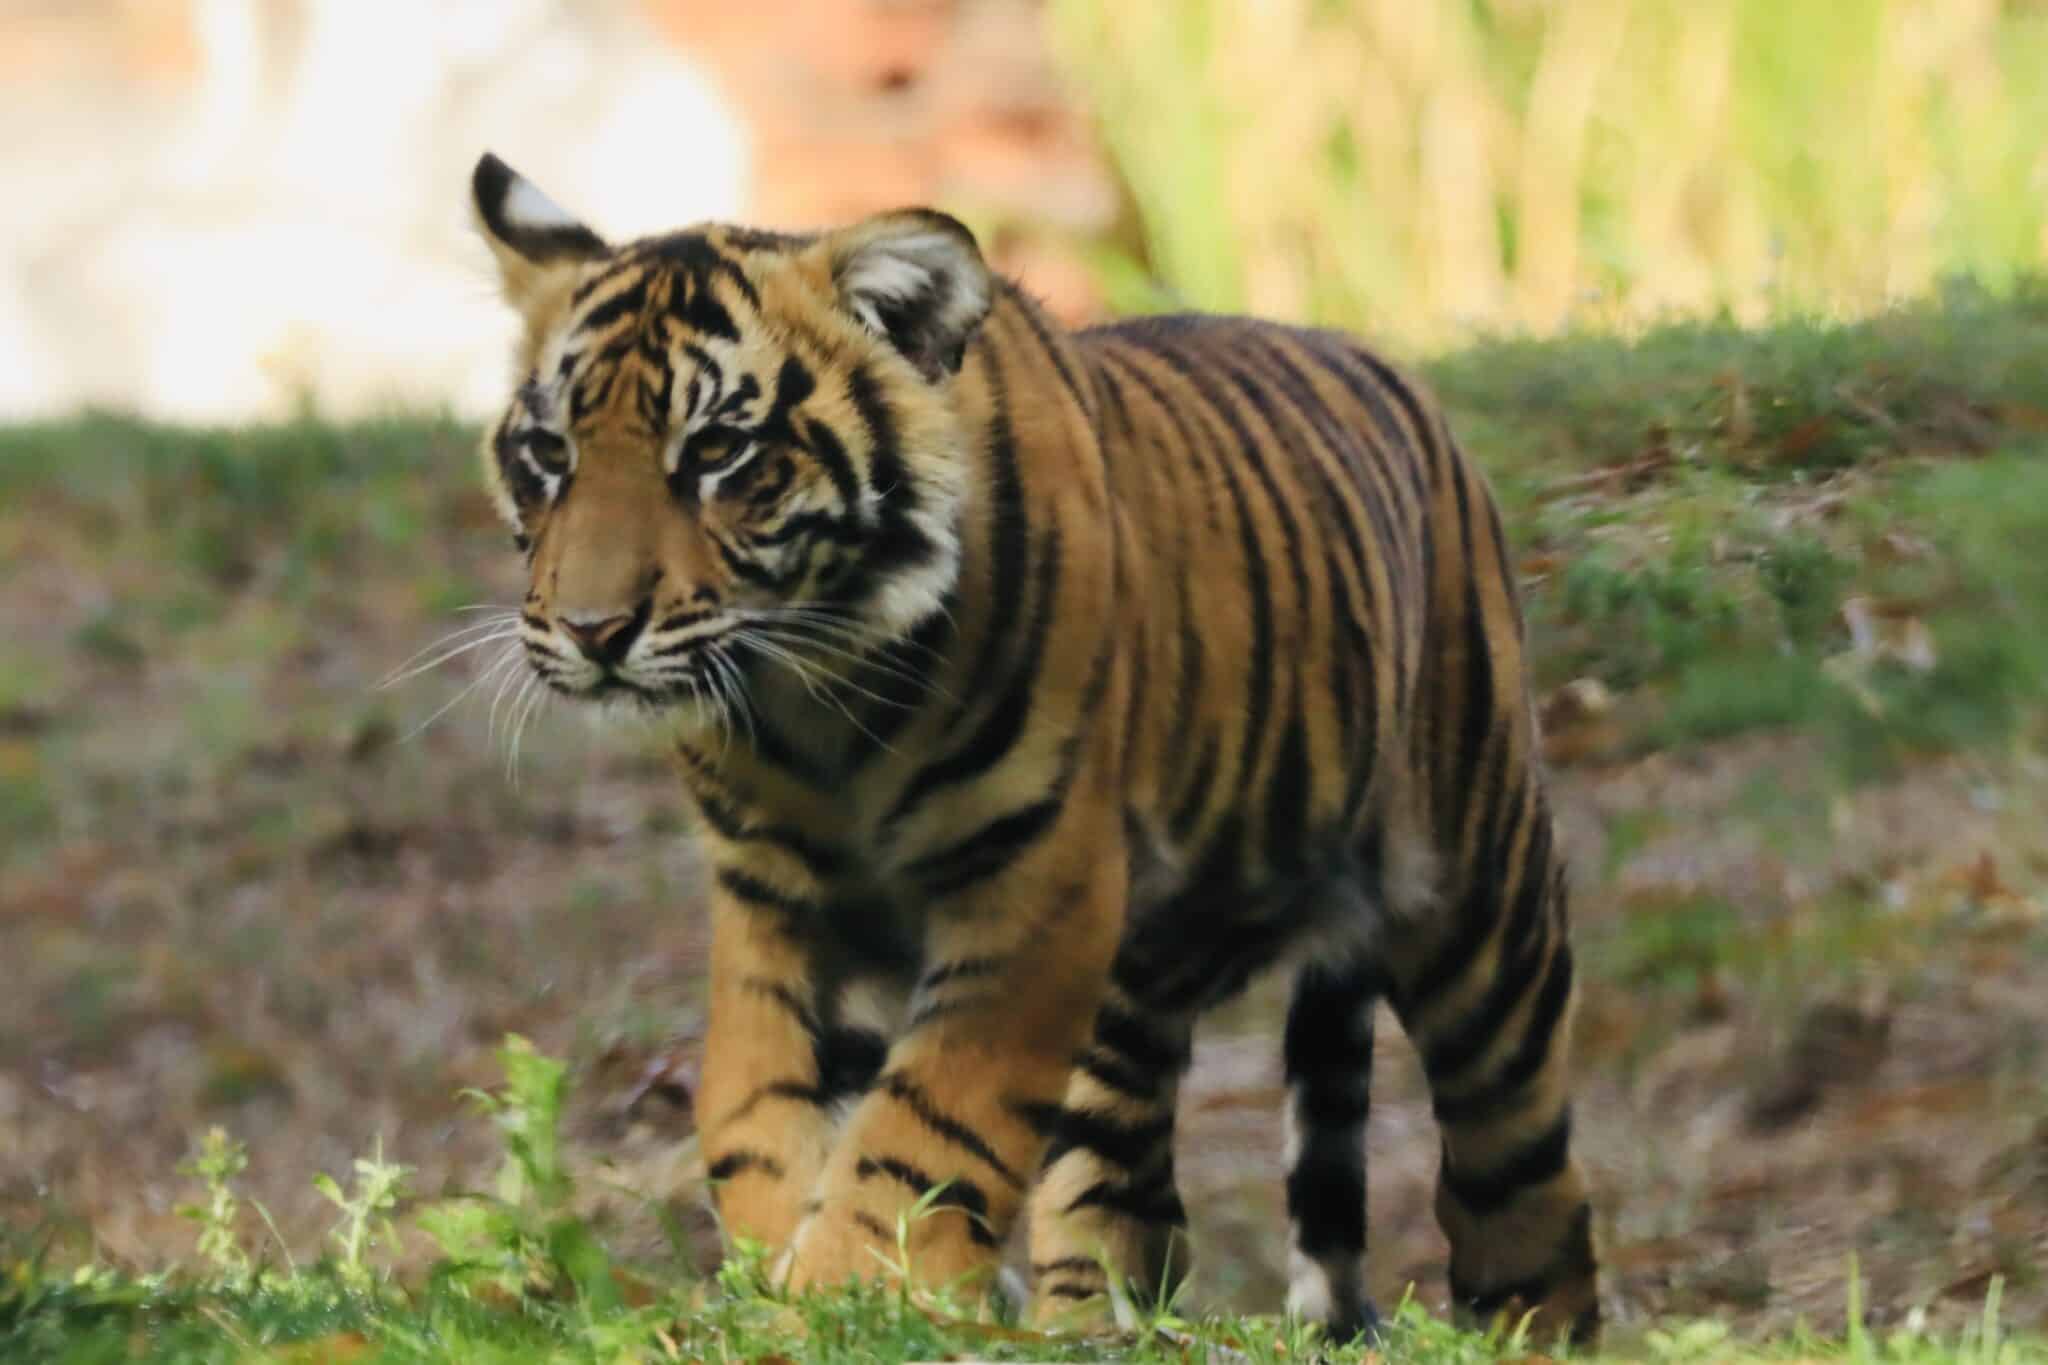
463 150 1599 1344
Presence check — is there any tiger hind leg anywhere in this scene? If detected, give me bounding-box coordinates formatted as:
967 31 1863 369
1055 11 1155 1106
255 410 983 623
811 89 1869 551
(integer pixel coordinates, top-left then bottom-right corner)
1387 791 1599 1343
1281 956 1384 1342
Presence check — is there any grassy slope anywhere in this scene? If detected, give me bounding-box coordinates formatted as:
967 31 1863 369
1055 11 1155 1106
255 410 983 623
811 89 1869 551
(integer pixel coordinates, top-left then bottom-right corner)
4 289 2048 1361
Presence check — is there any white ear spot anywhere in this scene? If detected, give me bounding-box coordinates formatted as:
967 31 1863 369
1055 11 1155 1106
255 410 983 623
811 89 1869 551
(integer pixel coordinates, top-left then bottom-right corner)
840 233 990 335
502 176 582 235
832 214 993 379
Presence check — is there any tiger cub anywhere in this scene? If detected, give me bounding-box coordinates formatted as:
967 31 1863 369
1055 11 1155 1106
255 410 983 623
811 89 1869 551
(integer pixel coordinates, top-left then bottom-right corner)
465 151 1597 1342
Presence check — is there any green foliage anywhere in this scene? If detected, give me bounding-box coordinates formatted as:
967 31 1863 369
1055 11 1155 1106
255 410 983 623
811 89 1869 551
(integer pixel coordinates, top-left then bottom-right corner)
313 1137 412 1292
415 1035 615 1307
174 1127 255 1290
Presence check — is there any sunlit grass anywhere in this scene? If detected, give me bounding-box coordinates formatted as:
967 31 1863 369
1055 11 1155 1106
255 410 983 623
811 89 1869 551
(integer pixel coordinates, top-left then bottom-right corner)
1050 0 2048 348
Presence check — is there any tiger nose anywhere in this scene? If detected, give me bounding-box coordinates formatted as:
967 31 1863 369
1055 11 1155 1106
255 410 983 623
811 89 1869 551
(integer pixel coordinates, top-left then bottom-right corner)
560 600 649 666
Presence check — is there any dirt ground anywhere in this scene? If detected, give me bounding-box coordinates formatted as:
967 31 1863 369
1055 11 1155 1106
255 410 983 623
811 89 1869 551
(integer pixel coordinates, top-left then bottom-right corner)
2 442 2045 1344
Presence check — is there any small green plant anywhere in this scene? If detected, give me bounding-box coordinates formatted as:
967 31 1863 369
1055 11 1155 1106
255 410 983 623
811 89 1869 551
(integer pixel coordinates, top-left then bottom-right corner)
175 1126 253 1288
313 1135 412 1291
416 1035 619 1309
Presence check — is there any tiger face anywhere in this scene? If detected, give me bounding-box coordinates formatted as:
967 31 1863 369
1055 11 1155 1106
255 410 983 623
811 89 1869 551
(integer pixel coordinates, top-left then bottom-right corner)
470 153 991 718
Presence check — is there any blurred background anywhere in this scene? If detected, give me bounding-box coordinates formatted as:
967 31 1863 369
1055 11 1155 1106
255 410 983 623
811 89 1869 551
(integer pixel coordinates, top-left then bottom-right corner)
3 0 2047 1343
6 0 2045 422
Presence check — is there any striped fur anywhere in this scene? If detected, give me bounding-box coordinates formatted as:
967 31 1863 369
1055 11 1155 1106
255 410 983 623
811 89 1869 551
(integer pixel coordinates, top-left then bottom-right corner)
466 153 1598 1343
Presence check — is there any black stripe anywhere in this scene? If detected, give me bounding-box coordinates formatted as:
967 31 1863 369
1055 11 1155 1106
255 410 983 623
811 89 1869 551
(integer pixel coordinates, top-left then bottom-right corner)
739 975 818 1030
1249 336 1393 811
690 785 849 877
876 1071 1023 1188
1008 288 1096 420
1075 1049 1163 1103
1168 737 1220 842
852 1211 893 1241
1095 346 1213 810
706 1150 785 1183
651 234 764 312
1304 334 1435 508
918 955 1009 991
887 527 1060 825
1064 1173 1185 1225
1440 1110 1573 1216
1036 1106 1174 1173
713 1079 828 1129
678 276 739 343
1432 945 1575 1125
1285 971 1376 1131
1421 819 1555 1082
952 367 1030 725
1094 1003 1191 1075
714 372 761 419
841 364 941 594
854 1156 997 1247
1263 706 1314 871
1451 468 1497 809
1397 751 1523 1009
1031 1256 1106 1279
1287 1135 1367 1258
576 277 649 335
904 797 1063 898
737 705 834 787
1138 343 1277 810
800 418 862 514
816 1027 887 1102
715 866 817 919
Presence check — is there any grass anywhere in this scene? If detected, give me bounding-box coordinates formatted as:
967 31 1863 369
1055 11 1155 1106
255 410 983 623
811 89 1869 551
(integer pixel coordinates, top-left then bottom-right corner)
1438 281 2048 773
3 292 2048 1358
5 1039 2042 1364
1049 0 2048 347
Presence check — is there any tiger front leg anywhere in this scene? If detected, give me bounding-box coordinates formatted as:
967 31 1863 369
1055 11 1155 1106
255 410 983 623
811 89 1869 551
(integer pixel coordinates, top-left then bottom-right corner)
780 850 1124 1306
694 871 844 1253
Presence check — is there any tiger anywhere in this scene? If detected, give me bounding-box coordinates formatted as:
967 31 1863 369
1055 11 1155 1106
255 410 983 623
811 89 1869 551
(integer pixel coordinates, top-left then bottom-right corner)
464 150 1599 1343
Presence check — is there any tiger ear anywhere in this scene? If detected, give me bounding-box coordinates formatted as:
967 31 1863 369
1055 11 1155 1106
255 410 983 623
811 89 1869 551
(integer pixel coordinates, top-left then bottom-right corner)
827 209 992 379
470 152 608 317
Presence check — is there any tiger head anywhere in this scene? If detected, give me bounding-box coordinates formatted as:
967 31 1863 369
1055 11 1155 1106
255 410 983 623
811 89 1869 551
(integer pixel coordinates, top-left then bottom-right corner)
468 152 991 719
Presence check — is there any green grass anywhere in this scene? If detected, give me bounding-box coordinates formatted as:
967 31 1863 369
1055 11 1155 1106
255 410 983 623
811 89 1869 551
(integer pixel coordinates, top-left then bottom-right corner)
6 1039 2042 1364
1437 281 2048 771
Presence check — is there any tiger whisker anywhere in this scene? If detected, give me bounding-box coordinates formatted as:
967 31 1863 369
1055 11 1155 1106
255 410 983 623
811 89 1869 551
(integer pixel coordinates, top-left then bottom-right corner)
402 642 525 743
487 643 531 744
735 630 899 755
502 673 544 786
378 618 523 689
736 624 939 711
706 643 757 754
732 614 949 699
747 604 953 662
